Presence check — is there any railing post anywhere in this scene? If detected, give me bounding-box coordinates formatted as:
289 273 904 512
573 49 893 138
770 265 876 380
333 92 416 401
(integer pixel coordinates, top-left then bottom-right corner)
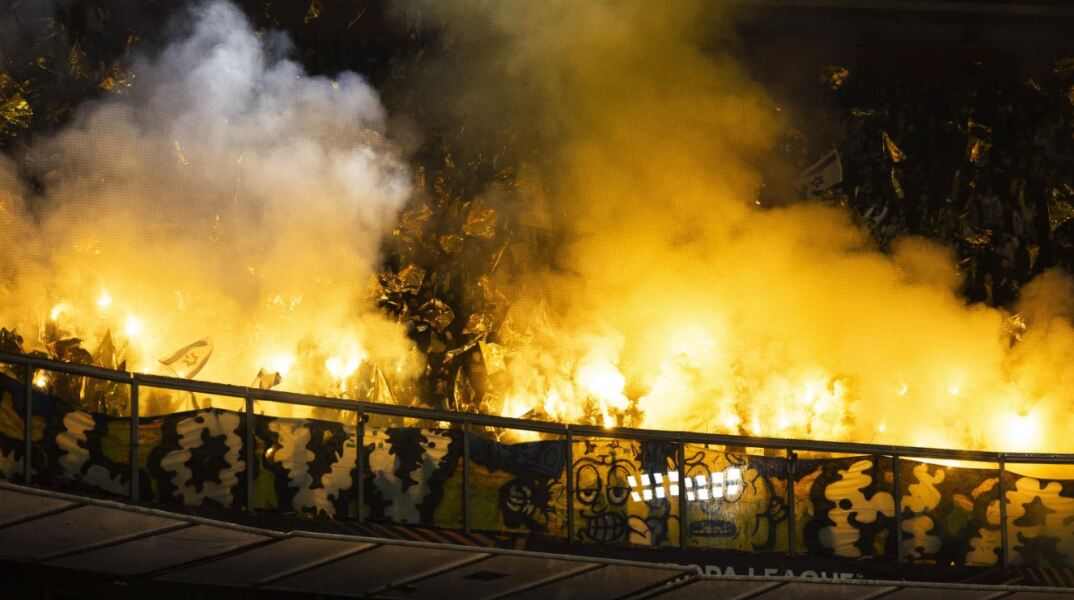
787 447 796 557
999 455 1009 568
566 427 574 544
245 395 255 514
129 380 139 501
677 437 687 549
893 454 903 563
23 363 32 484
461 420 471 534
356 410 365 523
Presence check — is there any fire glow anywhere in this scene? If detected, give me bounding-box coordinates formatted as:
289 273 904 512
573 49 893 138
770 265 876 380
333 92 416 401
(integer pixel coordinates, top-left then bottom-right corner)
0 0 1071 455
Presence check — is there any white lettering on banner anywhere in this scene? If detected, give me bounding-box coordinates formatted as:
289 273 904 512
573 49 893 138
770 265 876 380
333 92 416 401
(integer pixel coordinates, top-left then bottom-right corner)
671 562 860 580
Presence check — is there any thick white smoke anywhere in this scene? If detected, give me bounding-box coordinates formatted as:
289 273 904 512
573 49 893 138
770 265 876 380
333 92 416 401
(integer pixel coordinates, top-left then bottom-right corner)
0 1 417 400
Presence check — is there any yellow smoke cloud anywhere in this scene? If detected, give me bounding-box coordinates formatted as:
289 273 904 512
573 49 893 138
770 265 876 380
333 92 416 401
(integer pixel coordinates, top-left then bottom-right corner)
403 0 1074 452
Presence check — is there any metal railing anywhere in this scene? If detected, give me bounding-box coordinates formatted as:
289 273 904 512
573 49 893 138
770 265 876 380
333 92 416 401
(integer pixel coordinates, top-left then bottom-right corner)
3 349 1071 567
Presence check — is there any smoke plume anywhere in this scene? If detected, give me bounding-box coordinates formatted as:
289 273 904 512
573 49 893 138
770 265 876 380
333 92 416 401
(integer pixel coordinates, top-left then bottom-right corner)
399 0 1074 452
0 1 417 403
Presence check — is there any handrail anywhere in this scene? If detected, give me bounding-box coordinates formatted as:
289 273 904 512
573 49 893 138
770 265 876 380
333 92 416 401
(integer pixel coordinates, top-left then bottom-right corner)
2 349 1072 464
7 348 1074 570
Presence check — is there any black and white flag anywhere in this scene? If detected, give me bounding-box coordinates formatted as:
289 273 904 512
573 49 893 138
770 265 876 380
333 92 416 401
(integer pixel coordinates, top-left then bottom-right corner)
796 148 843 197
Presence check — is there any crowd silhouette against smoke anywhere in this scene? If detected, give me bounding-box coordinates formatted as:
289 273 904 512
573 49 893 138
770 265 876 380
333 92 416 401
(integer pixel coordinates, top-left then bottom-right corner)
796 68 1074 308
4 0 1074 451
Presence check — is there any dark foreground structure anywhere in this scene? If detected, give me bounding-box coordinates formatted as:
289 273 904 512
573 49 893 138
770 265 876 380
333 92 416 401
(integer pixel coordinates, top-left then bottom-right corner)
3 351 1074 598
1 482 1072 599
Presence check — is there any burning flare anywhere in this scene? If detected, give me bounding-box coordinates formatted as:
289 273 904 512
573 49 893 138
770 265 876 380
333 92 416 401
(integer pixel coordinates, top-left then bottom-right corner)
0 0 1072 457
397 0 1074 454
0 1 419 414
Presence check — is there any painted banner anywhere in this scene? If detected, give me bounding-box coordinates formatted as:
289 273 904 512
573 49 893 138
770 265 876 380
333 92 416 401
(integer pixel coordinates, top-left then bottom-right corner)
896 459 1000 566
795 455 896 559
469 435 567 539
571 438 679 547
2 372 1074 569
683 444 789 553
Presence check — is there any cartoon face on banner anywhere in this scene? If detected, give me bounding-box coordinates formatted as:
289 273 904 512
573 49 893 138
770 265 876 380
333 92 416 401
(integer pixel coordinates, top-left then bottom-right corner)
682 446 788 552
573 439 637 544
572 438 678 546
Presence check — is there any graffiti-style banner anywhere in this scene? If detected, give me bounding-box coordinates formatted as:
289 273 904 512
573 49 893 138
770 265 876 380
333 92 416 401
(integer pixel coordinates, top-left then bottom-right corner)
2 373 1074 572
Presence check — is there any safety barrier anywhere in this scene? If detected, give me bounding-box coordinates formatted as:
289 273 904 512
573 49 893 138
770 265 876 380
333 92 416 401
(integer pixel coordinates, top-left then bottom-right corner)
2 351 1072 569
